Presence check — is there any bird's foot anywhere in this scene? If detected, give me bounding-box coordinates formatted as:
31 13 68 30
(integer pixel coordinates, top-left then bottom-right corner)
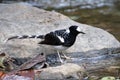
59 58 64 64
57 51 64 64
61 55 71 60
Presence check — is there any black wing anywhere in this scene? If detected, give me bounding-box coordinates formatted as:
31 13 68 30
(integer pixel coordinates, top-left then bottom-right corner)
54 29 69 39
39 29 70 45
55 29 76 47
39 32 63 45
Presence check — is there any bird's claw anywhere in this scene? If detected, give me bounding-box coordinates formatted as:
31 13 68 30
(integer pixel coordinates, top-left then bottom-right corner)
61 55 72 60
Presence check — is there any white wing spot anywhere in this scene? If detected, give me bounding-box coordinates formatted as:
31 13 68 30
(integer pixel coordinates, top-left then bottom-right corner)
57 36 64 43
66 29 70 33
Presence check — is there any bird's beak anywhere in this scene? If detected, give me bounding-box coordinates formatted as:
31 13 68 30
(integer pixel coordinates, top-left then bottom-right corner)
80 32 85 34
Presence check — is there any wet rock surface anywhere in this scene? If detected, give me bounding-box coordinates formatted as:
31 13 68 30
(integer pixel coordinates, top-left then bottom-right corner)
47 47 120 70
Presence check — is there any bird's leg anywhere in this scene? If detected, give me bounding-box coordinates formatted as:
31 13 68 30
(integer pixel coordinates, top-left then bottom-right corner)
57 51 63 63
61 52 71 60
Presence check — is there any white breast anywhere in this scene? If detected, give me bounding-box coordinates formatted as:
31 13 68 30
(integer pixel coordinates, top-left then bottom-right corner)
53 45 68 51
40 44 68 51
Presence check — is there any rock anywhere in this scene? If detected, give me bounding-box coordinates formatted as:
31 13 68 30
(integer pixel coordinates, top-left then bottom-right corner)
0 3 119 58
101 76 115 80
47 48 120 70
3 74 32 80
107 66 120 75
35 63 85 79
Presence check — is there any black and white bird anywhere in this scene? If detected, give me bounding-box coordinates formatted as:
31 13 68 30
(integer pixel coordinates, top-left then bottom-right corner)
6 25 85 63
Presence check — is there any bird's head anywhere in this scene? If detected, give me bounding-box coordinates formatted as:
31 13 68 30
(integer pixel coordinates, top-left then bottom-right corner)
69 25 85 35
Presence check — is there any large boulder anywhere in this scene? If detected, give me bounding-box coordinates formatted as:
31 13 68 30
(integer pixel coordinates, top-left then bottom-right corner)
0 3 119 58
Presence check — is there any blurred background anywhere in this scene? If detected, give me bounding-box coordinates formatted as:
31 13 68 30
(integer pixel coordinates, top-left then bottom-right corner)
0 0 120 41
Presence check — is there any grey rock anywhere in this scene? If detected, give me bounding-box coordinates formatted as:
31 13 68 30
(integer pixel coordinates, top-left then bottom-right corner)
0 3 119 58
36 63 85 79
3 75 32 80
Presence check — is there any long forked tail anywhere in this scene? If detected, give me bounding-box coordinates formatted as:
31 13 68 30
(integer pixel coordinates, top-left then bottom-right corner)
5 35 45 42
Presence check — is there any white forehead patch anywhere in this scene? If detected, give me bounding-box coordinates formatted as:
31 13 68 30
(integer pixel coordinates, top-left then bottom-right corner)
66 29 70 33
57 36 64 43
76 27 81 32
